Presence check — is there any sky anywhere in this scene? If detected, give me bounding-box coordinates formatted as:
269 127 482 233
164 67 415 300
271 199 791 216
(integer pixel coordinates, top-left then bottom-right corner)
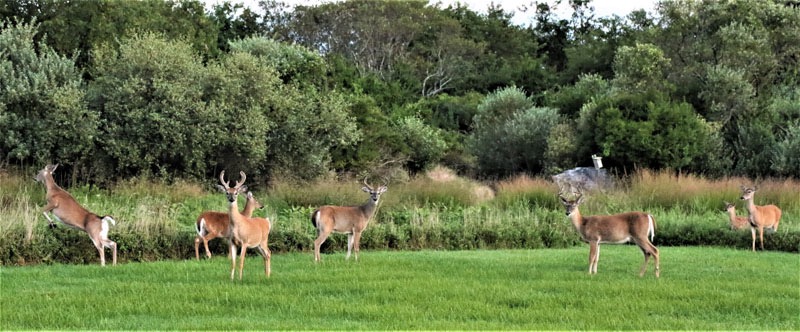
203 0 659 25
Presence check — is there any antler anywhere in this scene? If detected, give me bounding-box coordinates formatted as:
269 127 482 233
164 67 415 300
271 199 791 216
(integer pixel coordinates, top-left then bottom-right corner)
235 171 247 189
219 170 230 189
363 176 373 190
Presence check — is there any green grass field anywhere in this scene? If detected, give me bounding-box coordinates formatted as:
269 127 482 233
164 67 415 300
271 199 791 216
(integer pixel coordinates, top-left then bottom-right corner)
2 247 797 330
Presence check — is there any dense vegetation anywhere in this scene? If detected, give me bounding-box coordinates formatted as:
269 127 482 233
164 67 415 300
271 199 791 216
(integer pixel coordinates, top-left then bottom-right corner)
1 0 799 187
2 249 798 330
1 167 797 266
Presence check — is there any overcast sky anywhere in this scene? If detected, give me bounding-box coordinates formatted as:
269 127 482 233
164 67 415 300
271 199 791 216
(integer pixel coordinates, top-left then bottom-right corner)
204 0 659 25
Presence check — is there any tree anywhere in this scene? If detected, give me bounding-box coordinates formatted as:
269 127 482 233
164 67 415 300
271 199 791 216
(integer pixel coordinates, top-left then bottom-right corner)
0 19 96 181
88 32 228 180
468 86 560 176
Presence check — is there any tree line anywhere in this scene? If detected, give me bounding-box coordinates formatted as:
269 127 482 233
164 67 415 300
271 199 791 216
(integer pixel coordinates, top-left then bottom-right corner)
1 0 799 186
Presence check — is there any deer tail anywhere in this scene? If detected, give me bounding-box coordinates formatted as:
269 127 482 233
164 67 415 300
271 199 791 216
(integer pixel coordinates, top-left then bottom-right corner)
647 214 656 242
197 217 206 236
311 210 320 229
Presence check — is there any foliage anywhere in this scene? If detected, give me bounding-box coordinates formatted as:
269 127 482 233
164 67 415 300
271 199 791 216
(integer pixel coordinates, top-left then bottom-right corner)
469 87 561 176
88 32 227 181
394 117 449 173
228 37 326 86
581 92 715 172
0 19 96 177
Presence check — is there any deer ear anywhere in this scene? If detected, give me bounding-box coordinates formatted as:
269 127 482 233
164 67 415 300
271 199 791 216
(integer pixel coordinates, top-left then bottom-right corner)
216 184 227 192
238 185 248 193
361 186 371 193
378 186 387 193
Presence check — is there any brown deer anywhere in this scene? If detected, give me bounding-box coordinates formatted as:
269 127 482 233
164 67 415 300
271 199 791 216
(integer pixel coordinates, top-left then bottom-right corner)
558 190 660 277
218 171 271 280
194 191 263 260
724 202 749 231
740 186 782 251
311 178 387 262
34 164 117 266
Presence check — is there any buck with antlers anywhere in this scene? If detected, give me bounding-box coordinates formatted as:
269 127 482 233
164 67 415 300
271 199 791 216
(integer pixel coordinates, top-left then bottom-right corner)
218 171 271 280
34 164 117 266
724 202 749 231
311 178 387 262
558 189 660 277
740 186 782 251
194 191 263 260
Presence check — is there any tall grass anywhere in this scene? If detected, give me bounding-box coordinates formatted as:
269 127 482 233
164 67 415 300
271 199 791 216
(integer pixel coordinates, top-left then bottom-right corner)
1 248 797 330
1 167 798 265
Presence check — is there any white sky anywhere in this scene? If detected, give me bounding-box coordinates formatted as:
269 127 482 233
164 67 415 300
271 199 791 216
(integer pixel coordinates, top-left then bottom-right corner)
204 0 659 25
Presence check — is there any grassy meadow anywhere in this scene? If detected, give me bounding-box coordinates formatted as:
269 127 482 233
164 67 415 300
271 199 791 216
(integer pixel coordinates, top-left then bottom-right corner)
2 247 798 330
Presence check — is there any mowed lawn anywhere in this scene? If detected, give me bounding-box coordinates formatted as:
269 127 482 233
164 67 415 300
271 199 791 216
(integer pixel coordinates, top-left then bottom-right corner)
1 246 798 330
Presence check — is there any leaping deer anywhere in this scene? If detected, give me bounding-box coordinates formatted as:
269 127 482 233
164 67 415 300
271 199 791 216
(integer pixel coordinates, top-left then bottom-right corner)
558 189 660 277
218 171 271 280
723 202 749 231
740 186 781 251
195 191 263 260
34 164 118 266
311 178 387 262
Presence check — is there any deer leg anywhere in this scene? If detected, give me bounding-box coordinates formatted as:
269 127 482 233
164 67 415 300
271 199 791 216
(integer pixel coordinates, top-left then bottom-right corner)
194 236 202 260
314 229 331 263
750 227 757 251
238 245 248 280
229 242 237 280
202 233 218 259
256 245 271 278
353 231 363 261
759 226 765 250
345 233 354 260
588 241 599 274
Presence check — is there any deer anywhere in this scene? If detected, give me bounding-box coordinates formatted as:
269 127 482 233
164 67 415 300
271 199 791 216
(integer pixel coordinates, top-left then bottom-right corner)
218 171 271 280
194 191 263 260
311 178 387 262
557 189 660 277
723 201 749 231
740 185 782 251
34 164 117 266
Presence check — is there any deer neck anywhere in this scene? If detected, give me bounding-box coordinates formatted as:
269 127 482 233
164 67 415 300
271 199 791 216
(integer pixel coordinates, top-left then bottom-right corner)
44 173 62 193
743 198 757 214
228 200 244 224
567 208 585 232
726 209 738 221
242 200 256 218
359 200 378 219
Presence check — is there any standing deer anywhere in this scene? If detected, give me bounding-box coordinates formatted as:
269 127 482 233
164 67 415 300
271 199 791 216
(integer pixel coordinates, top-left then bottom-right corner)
558 190 660 277
218 171 271 280
740 186 782 251
34 164 117 266
311 178 387 262
195 191 263 260
724 202 749 231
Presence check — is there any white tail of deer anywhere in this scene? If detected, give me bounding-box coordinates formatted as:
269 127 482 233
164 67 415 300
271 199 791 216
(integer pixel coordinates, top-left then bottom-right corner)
740 186 781 251
558 190 660 277
34 164 117 266
724 201 749 231
195 191 263 260
218 171 271 280
311 178 387 262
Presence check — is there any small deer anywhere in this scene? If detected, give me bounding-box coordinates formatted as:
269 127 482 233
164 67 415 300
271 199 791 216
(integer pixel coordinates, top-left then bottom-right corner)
194 191 263 260
34 164 117 266
558 190 660 277
723 201 749 231
218 171 271 280
311 178 387 262
740 186 782 251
